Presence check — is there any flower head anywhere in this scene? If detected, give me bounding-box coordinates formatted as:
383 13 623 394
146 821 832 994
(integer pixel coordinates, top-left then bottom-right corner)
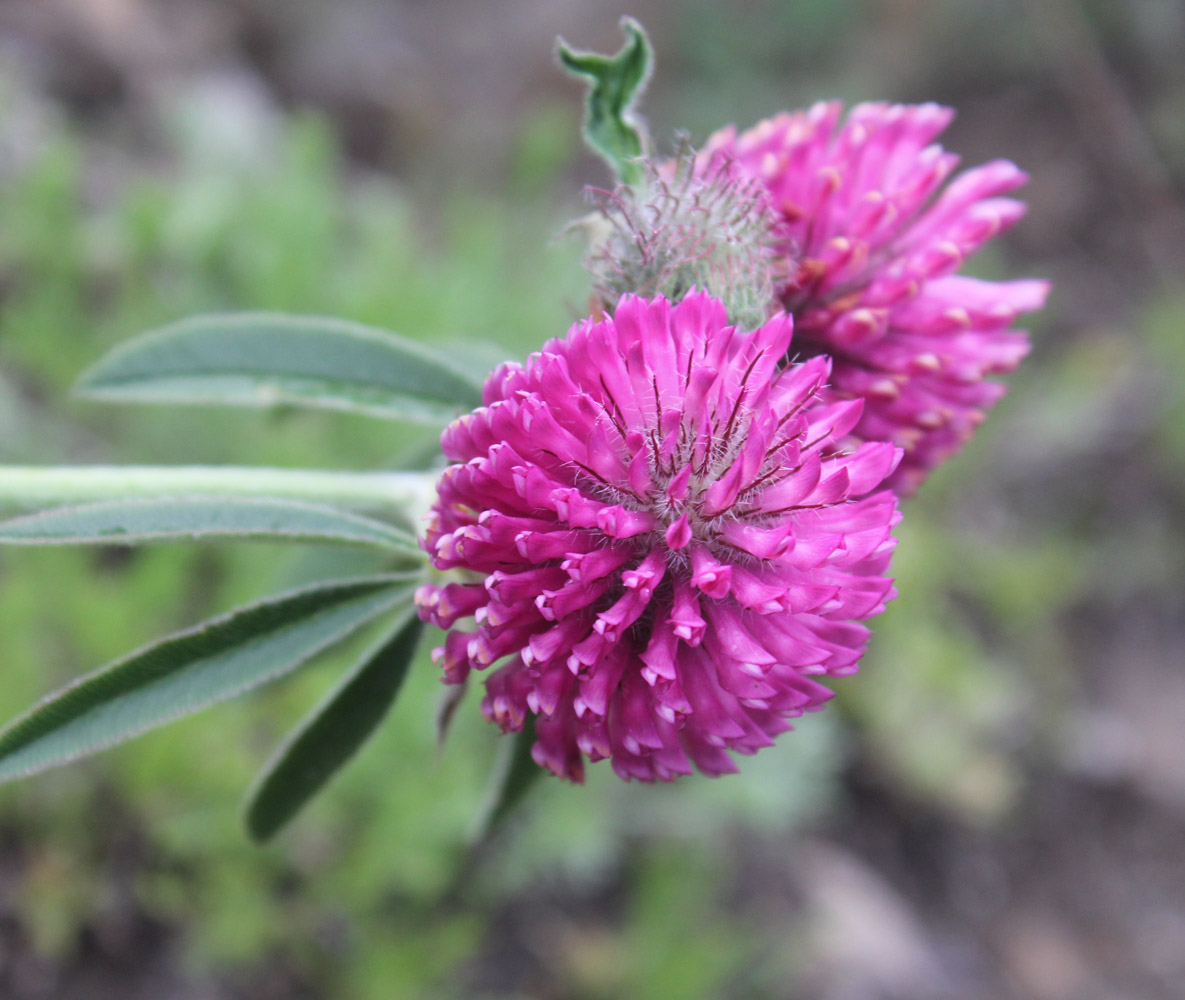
417 292 900 782
697 101 1049 492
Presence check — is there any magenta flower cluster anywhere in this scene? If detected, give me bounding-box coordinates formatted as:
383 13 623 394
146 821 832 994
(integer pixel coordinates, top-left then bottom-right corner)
416 98 1047 784
417 293 900 781
698 101 1049 492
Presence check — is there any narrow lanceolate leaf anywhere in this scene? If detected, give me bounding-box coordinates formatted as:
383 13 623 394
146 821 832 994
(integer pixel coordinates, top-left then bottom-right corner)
0 575 419 783
76 313 484 422
473 716 543 843
244 608 424 842
557 17 653 186
0 496 424 557
434 677 470 751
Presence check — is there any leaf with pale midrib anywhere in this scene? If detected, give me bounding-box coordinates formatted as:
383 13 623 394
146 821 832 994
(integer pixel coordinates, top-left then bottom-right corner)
0 575 420 783
77 312 484 422
0 496 423 556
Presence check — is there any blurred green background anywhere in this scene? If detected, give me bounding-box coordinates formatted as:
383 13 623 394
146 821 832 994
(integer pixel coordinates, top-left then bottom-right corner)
1 1 1184 998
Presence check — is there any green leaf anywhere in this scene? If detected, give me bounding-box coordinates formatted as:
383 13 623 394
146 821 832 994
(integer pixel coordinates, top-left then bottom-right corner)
557 17 653 186
244 608 424 842
434 677 469 751
473 715 543 842
0 496 424 557
76 312 485 423
0 574 419 783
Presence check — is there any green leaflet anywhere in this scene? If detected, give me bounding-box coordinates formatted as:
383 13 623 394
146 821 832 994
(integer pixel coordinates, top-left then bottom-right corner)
76 312 485 423
473 715 543 842
557 17 654 187
0 466 439 523
0 496 423 557
434 677 470 751
244 609 424 842
0 575 420 783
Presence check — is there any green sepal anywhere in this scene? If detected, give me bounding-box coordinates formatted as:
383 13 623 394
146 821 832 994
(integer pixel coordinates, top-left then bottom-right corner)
557 17 654 186
244 607 424 842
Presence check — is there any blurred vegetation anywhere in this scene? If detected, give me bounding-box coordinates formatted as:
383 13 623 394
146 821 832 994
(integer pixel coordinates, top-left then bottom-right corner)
1 1 1184 997
0 87 849 1000
0 102 569 996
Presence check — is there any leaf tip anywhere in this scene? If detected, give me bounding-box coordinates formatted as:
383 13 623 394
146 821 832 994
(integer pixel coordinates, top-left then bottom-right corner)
243 800 282 845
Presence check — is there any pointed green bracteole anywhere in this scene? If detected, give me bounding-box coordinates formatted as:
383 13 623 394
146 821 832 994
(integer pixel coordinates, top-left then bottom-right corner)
557 17 654 187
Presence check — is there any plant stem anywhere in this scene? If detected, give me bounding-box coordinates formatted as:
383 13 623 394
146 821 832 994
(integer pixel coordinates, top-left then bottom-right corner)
0 465 438 519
